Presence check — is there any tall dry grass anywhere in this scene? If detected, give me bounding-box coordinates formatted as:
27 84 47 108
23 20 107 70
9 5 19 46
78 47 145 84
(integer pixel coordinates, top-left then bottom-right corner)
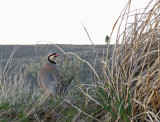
99 0 160 121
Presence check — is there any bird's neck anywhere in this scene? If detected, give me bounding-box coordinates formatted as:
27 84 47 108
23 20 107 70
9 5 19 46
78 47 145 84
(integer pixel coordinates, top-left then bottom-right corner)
48 58 56 64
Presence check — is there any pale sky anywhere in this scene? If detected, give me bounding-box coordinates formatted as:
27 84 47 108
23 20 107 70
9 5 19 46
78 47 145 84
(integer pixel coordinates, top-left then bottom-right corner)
0 0 151 45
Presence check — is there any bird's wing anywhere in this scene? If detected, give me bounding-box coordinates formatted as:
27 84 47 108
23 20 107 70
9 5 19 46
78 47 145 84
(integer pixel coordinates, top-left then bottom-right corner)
42 72 57 94
51 67 62 93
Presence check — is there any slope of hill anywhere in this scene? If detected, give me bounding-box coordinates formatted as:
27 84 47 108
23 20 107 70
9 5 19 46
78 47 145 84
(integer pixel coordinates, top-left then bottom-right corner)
0 44 111 60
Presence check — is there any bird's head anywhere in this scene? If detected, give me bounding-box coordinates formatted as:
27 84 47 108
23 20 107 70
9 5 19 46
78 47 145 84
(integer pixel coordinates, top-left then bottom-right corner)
48 53 59 63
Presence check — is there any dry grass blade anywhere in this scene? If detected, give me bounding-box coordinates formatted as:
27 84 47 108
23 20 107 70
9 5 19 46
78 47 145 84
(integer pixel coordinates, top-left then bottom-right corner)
64 99 101 122
81 23 94 46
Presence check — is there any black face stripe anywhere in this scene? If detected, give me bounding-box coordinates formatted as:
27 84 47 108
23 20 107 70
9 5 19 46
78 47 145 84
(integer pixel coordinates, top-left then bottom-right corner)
48 53 56 58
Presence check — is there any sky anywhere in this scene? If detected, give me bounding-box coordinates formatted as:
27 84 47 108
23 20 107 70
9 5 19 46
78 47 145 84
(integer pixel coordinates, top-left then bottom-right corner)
0 0 151 45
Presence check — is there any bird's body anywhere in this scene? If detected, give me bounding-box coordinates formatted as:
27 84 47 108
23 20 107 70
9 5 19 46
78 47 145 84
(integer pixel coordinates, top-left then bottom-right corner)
38 53 62 95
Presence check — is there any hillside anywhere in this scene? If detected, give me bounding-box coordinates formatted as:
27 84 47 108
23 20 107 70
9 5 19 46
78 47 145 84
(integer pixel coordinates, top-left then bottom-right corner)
0 44 111 60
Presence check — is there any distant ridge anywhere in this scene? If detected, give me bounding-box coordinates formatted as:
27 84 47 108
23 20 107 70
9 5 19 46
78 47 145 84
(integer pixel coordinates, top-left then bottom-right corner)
0 44 110 59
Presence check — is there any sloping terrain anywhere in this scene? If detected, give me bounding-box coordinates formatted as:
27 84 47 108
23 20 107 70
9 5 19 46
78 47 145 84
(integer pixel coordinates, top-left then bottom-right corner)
0 44 111 59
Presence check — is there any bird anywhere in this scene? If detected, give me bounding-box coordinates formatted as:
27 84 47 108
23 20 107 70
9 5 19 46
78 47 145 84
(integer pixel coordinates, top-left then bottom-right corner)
38 53 62 95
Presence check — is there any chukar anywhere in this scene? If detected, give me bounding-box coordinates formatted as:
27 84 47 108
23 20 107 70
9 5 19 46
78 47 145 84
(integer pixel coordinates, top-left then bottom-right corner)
38 53 62 95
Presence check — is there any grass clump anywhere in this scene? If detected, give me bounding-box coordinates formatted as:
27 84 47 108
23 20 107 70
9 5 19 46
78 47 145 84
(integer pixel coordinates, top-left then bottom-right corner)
98 0 160 121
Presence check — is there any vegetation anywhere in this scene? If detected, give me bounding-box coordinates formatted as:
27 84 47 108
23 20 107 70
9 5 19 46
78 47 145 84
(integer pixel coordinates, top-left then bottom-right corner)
0 0 160 121
105 35 110 43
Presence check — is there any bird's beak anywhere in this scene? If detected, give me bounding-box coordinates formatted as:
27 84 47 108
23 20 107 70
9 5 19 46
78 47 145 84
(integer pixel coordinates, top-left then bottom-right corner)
55 54 59 57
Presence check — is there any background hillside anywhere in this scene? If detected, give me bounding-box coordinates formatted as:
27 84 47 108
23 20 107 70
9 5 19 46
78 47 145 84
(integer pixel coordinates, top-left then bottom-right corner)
0 44 111 60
